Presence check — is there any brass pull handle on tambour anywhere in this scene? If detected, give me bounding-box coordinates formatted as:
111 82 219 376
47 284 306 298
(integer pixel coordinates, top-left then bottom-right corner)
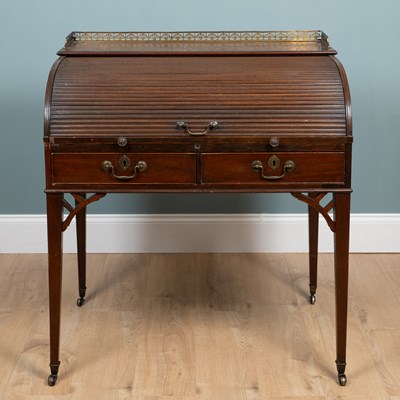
252 159 295 180
102 160 147 180
176 121 219 136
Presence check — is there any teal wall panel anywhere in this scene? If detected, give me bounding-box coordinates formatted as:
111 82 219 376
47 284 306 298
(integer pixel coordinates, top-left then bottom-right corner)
1 0 399 213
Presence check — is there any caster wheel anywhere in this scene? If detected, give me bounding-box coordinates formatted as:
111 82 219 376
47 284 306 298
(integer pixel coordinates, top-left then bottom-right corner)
309 294 316 305
338 373 347 386
48 374 58 386
77 297 85 307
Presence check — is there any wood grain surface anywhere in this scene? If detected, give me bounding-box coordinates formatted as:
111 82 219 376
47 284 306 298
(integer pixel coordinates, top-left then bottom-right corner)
0 253 399 399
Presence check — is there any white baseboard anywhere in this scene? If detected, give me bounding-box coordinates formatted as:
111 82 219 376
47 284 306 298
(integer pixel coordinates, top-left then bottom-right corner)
0 214 399 253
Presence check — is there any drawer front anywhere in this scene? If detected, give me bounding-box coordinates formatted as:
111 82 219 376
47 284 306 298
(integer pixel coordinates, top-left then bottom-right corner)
202 153 345 185
52 153 196 184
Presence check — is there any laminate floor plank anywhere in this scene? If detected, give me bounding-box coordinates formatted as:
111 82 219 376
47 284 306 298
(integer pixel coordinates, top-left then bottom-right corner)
0 253 400 399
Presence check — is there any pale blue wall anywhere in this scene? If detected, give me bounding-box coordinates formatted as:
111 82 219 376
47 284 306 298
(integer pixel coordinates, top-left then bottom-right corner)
0 0 399 214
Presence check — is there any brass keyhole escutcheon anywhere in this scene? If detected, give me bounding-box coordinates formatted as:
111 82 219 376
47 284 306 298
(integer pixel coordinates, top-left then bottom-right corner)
118 155 131 170
268 155 280 170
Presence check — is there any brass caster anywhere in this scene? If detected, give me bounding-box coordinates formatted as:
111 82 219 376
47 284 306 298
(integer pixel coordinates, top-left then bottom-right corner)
309 294 316 305
338 373 347 386
77 297 85 307
48 374 58 386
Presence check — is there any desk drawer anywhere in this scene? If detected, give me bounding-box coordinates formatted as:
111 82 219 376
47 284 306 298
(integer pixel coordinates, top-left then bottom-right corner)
202 153 345 185
52 153 196 184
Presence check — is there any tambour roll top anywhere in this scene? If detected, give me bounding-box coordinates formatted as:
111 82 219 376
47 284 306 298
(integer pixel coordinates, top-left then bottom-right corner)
44 31 351 141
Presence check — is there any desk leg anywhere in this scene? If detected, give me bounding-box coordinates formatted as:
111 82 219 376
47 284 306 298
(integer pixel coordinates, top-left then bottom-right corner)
333 193 351 386
76 193 87 307
46 193 63 386
308 193 319 305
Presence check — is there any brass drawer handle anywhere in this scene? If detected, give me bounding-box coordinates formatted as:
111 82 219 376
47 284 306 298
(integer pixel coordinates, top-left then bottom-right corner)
252 159 295 180
102 160 147 180
176 120 219 136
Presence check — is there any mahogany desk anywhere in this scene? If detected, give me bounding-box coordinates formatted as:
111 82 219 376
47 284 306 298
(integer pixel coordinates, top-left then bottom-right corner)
44 31 352 386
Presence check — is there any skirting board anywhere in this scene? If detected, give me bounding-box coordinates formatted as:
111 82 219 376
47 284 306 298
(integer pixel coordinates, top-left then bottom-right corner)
0 214 399 253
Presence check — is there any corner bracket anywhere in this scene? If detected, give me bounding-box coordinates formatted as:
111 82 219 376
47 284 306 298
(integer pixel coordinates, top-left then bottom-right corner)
62 193 106 232
291 192 336 232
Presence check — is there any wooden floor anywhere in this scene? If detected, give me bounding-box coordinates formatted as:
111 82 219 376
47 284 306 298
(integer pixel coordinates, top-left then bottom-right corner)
0 253 400 399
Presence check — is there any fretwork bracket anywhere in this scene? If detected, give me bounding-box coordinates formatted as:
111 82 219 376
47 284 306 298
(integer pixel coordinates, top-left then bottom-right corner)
62 193 106 232
291 192 336 232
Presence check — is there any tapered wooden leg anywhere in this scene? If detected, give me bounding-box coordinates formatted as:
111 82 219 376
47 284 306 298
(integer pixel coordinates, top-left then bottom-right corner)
76 193 87 307
333 193 351 386
308 193 319 305
46 193 64 386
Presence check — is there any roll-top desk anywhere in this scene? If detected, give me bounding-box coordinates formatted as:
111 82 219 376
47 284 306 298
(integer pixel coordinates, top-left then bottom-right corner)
44 31 352 386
